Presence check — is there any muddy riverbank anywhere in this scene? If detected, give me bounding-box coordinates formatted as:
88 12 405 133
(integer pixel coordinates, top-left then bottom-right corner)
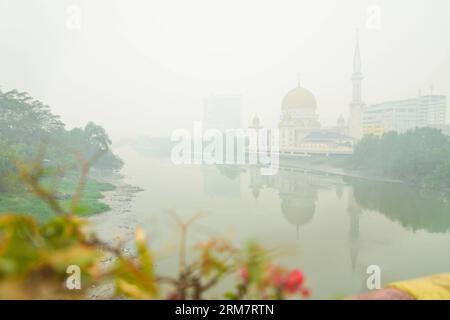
87 174 143 299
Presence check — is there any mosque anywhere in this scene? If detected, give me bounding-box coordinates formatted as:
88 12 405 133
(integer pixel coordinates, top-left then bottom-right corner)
251 40 364 155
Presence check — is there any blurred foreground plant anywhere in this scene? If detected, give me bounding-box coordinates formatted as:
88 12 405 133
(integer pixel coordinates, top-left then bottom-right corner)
0 147 309 299
230 242 310 300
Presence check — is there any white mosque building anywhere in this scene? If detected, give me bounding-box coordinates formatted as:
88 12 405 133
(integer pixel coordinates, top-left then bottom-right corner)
277 81 354 155
278 79 321 150
251 39 363 156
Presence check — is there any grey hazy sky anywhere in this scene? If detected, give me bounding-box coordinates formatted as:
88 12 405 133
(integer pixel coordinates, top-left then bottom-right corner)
1 0 449 139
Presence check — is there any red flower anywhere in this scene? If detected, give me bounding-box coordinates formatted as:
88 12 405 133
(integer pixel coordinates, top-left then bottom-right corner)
167 292 180 300
284 269 304 294
239 266 249 282
301 288 311 298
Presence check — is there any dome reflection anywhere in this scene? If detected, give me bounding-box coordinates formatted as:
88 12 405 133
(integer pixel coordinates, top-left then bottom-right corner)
249 166 320 236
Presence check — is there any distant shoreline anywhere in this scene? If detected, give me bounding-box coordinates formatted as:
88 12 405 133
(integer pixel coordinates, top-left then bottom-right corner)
278 157 450 193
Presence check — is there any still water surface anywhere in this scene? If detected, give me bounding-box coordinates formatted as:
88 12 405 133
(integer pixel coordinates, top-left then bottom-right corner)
113 145 450 299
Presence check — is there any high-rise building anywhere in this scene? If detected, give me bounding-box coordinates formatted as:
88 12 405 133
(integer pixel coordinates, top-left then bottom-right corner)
417 94 447 127
348 38 365 140
203 94 241 131
203 95 243 162
363 94 447 135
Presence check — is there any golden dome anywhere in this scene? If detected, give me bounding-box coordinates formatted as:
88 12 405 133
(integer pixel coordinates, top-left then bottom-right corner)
282 86 317 110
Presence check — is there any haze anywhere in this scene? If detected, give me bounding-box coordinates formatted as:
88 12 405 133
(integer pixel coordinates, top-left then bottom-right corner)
0 0 449 140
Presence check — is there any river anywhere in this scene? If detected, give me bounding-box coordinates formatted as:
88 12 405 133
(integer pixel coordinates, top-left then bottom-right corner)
93 144 450 299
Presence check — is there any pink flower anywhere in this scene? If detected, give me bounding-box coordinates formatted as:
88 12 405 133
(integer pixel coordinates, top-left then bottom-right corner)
270 267 284 288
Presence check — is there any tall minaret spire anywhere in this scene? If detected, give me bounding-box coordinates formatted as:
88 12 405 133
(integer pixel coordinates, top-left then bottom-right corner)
353 40 362 74
349 31 365 140
351 32 363 103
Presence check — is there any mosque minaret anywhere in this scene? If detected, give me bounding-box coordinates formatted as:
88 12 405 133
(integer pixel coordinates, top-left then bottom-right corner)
348 37 365 140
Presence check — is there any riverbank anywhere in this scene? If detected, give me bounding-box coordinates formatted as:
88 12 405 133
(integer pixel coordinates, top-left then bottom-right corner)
280 156 402 183
279 156 450 192
0 175 116 222
87 173 144 299
88 173 143 247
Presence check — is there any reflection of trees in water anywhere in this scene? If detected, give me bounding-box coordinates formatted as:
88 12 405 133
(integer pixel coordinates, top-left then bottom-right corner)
349 178 450 233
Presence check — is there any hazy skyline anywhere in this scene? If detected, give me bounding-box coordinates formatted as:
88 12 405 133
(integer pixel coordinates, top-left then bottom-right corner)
1 0 449 139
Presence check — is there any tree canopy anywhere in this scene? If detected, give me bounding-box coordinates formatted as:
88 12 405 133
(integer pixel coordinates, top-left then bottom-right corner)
350 128 450 189
0 88 123 191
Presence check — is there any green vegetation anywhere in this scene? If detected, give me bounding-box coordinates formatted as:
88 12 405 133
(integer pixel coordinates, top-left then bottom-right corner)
348 128 450 189
0 175 115 223
0 88 122 219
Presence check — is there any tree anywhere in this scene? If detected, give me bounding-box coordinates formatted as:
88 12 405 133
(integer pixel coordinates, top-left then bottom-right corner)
84 122 112 152
0 88 123 179
350 128 450 188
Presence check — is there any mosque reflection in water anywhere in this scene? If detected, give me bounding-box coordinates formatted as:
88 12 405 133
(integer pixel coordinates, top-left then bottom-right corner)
246 165 450 235
203 163 450 273
248 166 321 235
247 166 365 272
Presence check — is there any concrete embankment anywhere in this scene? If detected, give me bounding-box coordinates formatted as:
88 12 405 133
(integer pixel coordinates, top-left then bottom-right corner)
278 157 403 184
